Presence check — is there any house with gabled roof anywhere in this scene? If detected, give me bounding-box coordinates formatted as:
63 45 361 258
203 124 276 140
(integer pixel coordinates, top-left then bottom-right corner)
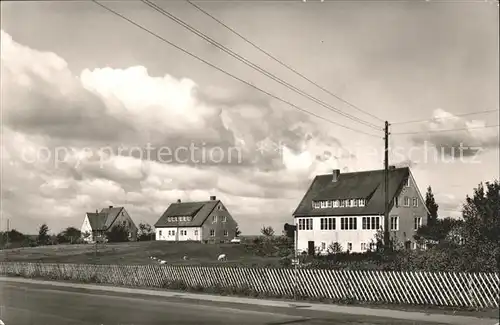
293 166 429 254
81 206 138 242
154 196 238 243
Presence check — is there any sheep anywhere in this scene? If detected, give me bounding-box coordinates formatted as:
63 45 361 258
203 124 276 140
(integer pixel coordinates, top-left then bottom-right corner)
182 255 188 260
217 254 227 261
159 260 167 264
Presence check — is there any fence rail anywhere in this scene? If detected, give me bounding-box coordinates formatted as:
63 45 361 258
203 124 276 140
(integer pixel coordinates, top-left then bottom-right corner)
1 262 498 308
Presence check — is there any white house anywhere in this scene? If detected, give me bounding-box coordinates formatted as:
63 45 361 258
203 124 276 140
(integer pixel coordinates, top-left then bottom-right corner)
293 167 429 254
81 206 138 242
154 196 238 243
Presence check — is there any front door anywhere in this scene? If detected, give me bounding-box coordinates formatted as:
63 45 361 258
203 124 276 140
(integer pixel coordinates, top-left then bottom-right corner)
308 241 315 256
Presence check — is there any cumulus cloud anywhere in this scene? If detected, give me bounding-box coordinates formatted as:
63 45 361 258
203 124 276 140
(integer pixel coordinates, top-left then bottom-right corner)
410 108 499 157
1 30 346 234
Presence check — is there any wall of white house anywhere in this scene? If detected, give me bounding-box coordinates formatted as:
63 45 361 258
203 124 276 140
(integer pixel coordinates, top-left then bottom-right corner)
155 227 202 241
296 215 384 254
80 215 93 242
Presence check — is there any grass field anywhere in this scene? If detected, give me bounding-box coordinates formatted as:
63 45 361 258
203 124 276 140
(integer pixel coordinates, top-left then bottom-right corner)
0 241 281 266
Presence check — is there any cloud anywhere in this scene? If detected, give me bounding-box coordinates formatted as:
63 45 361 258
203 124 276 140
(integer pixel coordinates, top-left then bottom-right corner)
410 108 499 157
1 30 347 234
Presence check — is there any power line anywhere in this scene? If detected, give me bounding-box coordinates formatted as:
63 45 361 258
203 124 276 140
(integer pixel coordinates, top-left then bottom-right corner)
392 109 499 126
392 124 499 135
186 0 384 124
92 1 381 138
142 0 382 131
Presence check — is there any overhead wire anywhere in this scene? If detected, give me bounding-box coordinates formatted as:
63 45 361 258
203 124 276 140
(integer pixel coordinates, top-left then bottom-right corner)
392 124 499 136
92 0 381 138
392 109 499 126
186 0 384 124
142 0 383 131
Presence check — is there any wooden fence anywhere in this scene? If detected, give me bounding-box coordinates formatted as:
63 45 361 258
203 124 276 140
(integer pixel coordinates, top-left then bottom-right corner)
1 262 498 308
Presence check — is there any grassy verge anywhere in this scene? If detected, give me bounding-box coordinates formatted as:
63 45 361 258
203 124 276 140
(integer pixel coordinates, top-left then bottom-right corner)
3 273 498 319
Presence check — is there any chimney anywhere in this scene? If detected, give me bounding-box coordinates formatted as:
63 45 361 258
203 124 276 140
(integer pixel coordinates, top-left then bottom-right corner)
109 205 113 209
177 199 181 203
332 169 340 182
210 195 216 201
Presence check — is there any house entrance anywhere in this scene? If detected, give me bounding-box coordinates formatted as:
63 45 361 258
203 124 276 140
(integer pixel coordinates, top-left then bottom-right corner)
308 241 315 255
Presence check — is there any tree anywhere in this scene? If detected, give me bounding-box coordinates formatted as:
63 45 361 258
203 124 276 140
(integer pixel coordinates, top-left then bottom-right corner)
414 217 462 244
235 226 241 237
425 186 439 225
38 224 50 246
260 226 275 237
105 224 130 243
283 223 296 239
56 227 82 244
460 181 499 269
137 223 155 241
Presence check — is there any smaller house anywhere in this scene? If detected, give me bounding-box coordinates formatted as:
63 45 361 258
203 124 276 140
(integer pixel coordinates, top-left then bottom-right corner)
154 196 238 243
81 206 138 242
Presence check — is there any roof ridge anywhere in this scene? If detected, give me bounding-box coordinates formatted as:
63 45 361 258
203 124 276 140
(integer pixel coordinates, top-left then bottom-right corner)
315 166 409 177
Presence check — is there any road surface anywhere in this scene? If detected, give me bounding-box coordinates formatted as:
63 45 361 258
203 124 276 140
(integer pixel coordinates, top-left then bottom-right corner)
0 281 448 325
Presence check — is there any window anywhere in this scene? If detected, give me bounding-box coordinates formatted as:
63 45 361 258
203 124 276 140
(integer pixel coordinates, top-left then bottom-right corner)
212 215 217 223
412 198 418 207
361 243 367 251
341 217 357 230
414 217 422 230
159 230 162 236
218 205 222 210
347 243 352 251
394 197 399 207
298 218 313 230
358 199 366 207
341 217 348 230
353 199 358 207
333 200 340 208
405 178 410 187
404 196 410 207
390 216 399 231
340 200 346 207
349 217 357 230
362 217 380 230
321 242 326 251
369 243 376 251
194 230 198 236
222 216 227 222
320 217 335 230
224 230 228 237
210 229 215 237
345 200 351 207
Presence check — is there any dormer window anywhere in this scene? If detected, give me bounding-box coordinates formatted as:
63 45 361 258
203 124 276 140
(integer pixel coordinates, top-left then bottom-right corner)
320 201 327 208
327 200 332 208
358 199 366 207
333 200 339 207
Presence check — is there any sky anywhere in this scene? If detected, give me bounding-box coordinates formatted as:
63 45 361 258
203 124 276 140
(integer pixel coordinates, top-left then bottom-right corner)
1 0 499 235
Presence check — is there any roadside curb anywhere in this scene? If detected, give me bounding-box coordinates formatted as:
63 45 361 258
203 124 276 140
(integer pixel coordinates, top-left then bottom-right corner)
1 277 498 325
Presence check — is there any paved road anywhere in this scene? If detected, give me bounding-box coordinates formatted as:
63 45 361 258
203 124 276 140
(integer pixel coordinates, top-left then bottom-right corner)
0 281 447 325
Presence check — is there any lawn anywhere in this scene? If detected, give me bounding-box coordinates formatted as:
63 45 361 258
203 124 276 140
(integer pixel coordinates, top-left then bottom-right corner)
0 241 281 266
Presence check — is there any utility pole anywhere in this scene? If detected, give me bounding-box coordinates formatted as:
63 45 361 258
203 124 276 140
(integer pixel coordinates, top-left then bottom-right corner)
383 121 390 249
6 219 10 248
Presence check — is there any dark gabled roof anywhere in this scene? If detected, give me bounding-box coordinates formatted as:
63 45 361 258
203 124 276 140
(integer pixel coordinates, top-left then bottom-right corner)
99 207 124 229
293 167 410 217
86 207 124 231
154 200 219 227
86 213 108 231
